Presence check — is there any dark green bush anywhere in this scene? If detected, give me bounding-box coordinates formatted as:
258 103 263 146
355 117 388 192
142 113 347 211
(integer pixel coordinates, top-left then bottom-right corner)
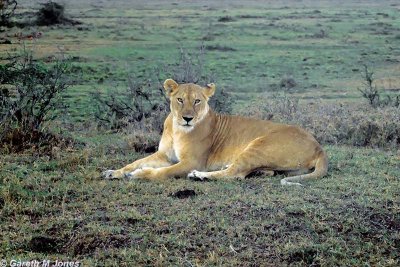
36 1 80 26
0 49 72 151
0 0 17 27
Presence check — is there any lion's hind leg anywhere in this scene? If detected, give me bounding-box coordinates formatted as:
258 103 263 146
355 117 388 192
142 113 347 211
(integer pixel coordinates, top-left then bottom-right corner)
188 137 273 180
280 150 328 186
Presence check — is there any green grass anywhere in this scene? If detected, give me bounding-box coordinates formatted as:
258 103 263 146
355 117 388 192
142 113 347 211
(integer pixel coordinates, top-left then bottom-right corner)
0 145 399 266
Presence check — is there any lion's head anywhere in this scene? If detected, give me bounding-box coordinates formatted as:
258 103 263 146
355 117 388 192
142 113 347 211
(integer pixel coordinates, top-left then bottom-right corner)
163 79 215 131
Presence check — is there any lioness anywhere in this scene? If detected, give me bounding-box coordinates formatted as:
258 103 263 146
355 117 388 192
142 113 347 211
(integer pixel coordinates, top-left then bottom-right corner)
103 79 328 185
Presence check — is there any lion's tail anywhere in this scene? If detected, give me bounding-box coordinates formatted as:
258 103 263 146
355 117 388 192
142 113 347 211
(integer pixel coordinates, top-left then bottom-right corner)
280 150 328 186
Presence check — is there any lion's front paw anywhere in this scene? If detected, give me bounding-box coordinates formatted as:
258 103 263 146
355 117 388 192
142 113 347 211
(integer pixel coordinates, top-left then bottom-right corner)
126 167 155 180
187 170 208 181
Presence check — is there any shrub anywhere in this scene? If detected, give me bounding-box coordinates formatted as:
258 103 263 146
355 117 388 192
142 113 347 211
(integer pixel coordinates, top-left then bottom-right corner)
358 65 399 108
36 1 80 26
170 46 208 84
92 75 168 153
0 49 72 151
279 76 297 91
92 75 168 132
312 29 328 38
162 46 235 113
218 16 235 22
122 125 162 154
358 65 380 108
0 0 17 27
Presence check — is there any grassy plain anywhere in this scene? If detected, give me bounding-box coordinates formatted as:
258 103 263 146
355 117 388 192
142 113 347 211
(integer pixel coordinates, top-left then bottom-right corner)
1 0 399 266
3 0 400 117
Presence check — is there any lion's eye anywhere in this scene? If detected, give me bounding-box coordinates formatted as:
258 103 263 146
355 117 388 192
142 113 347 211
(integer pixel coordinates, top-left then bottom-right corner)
177 98 183 103
194 99 201 105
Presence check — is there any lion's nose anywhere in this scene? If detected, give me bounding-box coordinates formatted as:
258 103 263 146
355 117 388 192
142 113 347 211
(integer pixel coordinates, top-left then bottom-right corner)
182 116 193 123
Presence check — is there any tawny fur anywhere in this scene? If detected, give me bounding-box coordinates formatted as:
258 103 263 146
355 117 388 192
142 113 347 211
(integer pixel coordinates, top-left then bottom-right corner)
103 79 328 185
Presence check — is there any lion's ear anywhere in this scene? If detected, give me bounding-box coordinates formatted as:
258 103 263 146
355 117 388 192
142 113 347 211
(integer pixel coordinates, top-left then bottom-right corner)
163 79 179 96
204 83 216 98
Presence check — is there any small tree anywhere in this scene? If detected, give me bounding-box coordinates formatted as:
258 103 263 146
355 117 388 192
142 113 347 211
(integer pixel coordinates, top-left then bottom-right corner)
0 0 17 27
358 65 400 108
358 65 380 108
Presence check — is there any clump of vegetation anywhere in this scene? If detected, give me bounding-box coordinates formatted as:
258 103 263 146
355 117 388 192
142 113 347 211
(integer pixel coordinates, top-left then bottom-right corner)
169 46 208 84
312 29 329 38
358 65 380 107
36 1 80 26
0 49 73 152
165 46 235 114
205 45 237 52
280 75 297 91
92 76 167 131
218 16 235 22
358 65 399 108
92 75 168 153
0 0 17 27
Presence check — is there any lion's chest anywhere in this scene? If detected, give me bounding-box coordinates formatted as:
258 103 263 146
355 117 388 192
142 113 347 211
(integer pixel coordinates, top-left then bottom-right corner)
168 145 180 163
167 134 202 164
165 138 185 163
172 140 188 161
